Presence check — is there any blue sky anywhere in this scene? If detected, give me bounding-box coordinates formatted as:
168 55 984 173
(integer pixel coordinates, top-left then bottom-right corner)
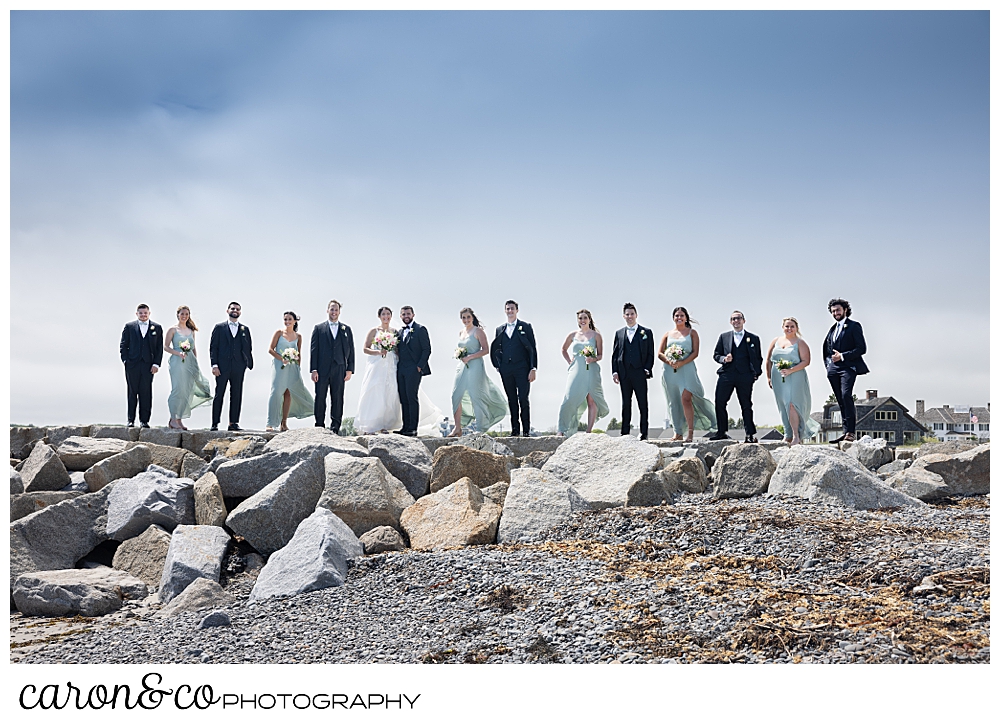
10 10 989 429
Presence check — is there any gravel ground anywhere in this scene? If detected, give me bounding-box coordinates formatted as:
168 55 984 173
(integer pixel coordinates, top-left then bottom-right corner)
11 492 989 664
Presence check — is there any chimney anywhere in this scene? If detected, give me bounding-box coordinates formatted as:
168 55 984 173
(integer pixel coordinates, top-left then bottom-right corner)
916 400 925 415
943 405 951 411
866 390 877 401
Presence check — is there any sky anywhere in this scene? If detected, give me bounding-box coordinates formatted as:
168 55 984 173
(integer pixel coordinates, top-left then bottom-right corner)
9 10 990 432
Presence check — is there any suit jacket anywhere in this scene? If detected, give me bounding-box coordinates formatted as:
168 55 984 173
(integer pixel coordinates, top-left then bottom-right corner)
823 318 869 375
209 321 254 373
611 325 654 379
713 330 763 379
397 322 432 376
120 320 164 368
310 321 355 377
490 320 538 371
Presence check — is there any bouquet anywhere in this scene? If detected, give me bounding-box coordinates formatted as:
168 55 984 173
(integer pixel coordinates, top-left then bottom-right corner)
280 347 300 369
178 338 192 362
777 359 793 382
665 344 686 373
455 347 469 361
371 330 398 354
579 345 597 370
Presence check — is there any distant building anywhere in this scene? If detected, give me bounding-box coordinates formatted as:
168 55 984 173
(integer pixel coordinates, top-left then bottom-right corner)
813 390 928 447
913 401 990 442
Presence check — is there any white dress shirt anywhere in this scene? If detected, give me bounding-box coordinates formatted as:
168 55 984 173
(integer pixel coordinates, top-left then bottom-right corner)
402 324 412 340
733 329 745 347
229 320 239 337
626 325 638 342
139 321 149 338
506 321 517 338
328 321 339 339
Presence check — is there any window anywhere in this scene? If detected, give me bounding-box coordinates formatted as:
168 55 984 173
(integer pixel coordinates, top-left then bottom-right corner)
904 431 919 443
964 424 974 431
832 411 842 424
875 410 898 421
869 431 896 442
980 424 990 431
933 423 944 431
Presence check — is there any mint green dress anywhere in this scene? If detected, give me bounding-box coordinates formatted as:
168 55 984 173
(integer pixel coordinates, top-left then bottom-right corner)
451 332 508 431
660 333 717 437
557 338 610 436
267 335 315 427
167 332 212 420
770 342 821 441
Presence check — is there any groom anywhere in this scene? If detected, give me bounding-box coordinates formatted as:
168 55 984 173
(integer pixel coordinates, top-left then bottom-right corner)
823 297 869 444
209 301 253 431
311 299 355 433
611 302 654 440
490 300 538 437
395 305 431 437
709 310 763 443
120 303 163 428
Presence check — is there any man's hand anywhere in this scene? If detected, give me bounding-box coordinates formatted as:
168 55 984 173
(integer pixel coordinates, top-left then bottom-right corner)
417 366 422 373
724 353 733 363
831 350 843 363
151 365 159 374
212 366 221 377
612 373 620 385
311 371 319 383
528 369 537 383
345 371 353 382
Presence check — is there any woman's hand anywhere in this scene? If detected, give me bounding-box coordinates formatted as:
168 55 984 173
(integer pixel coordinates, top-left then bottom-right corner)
767 377 773 389
381 350 387 358
585 356 597 365
179 352 186 361
780 368 791 378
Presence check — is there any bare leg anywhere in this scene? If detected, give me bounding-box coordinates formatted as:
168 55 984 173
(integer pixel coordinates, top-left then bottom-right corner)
281 390 291 431
448 407 463 437
682 389 695 442
788 403 802 445
586 394 597 433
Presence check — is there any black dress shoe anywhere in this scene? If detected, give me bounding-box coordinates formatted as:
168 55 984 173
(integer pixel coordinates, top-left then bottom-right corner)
140 422 150 429
707 432 731 441
829 434 847 444
639 435 648 441
744 435 758 443
228 424 242 431
126 421 135 428
315 422 325 428
210 425 218 431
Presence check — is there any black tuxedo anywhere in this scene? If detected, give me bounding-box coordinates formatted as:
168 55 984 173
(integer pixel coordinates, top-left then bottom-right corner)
209 320 254 426
712 330 763 437
120 319 164 424
491 320 538 435
396 322 432 434
310 321 355 431
823 318 869 434
611 325 655 438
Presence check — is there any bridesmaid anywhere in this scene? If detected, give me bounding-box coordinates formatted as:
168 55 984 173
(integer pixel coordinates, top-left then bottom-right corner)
557 309 609 435
658 306 717 442
163 306 212 430
766 317 821 445
449 307 508 436
266 312 315 432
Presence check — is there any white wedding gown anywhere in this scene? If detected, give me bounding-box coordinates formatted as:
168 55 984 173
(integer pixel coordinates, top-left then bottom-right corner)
355 350 445 436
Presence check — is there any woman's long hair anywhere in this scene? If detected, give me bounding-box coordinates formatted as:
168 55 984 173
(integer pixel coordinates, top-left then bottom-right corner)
176 305 198 331
577 308 597 331
459 307 481 328
782 317 801 337
672 306 697 329
284 311 300 332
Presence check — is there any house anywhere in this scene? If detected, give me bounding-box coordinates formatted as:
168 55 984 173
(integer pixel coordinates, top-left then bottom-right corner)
814 390 928 448
913 401 990 442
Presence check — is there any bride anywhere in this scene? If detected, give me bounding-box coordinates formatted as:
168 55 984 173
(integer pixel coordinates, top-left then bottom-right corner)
354 307 444 436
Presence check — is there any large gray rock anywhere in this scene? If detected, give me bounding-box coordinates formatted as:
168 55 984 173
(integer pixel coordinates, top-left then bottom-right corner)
226 457 326 556
57 436 127 471
182 429 246 456
111 524 172 587
683 439 738 472
125 441 188 474
10 426 47 459
45 425 92 448
11 466 24 494
768 446 924 509
888 444 990 500
63 471 90 492
137 427 183 448
105 470 195 541
84 445 152 492
316 453 415 537
13 568 148 617
180 453 209 480
876 458 911 480
712 444 777 499
519 450 554 469
540 433 663 509
359 525 406 554
9 485 115 588
845 435 894 470
263 427 368 457
193 472 228 527
496 468 591 543
453 432 514 456
480 481 509 506
886 466 950 502
249 509 362 602
429 445 518 493
399 478 502 551
10 491 84 522
158 525 231 603
20 443 72 492
916 440 979 458
158 577 233 617
503 435 566 457
90 425 140 442
365 434 433 499
662 456 709 493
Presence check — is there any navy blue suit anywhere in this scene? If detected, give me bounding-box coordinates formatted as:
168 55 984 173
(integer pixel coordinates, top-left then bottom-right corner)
611 326 655 438
396 322 431 434
210 321 254 426
491 320 538 435
120 320 164 424
823 318 868 434
310 321 355 431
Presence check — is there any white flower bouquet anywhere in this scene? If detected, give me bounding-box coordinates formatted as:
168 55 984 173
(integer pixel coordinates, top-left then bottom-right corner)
777 359 793 382
665 344 686 373
178 338 192 362
372 330 398 354
280 347 300 369
580 345 597 370
455 347 469 361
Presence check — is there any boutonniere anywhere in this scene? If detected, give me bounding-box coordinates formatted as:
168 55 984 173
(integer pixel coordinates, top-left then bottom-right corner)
641 331 647 339
518 325 523 331
151 329 157 335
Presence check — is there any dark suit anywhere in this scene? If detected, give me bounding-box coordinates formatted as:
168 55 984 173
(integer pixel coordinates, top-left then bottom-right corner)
490 320 538 435
611 325 655 438
120 319 164 424
310 321 355 431
209 320 254 426
396 322 432 434
712 330 763 437
823 318 869 435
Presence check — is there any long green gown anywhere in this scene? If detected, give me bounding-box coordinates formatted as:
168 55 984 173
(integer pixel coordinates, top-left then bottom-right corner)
266 335 315 427
451 331 508 432
167 331 212 420
660 333 717 437
770 341 821 441
557 338 610 436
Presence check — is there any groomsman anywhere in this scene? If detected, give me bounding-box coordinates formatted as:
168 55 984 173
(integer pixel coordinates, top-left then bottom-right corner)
396 305 432 437
490 300 538 436
119 303 163 428
823 298 869 443
611 303 654 440
709 310 763 443
210 302 254 431
311 299 355 433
